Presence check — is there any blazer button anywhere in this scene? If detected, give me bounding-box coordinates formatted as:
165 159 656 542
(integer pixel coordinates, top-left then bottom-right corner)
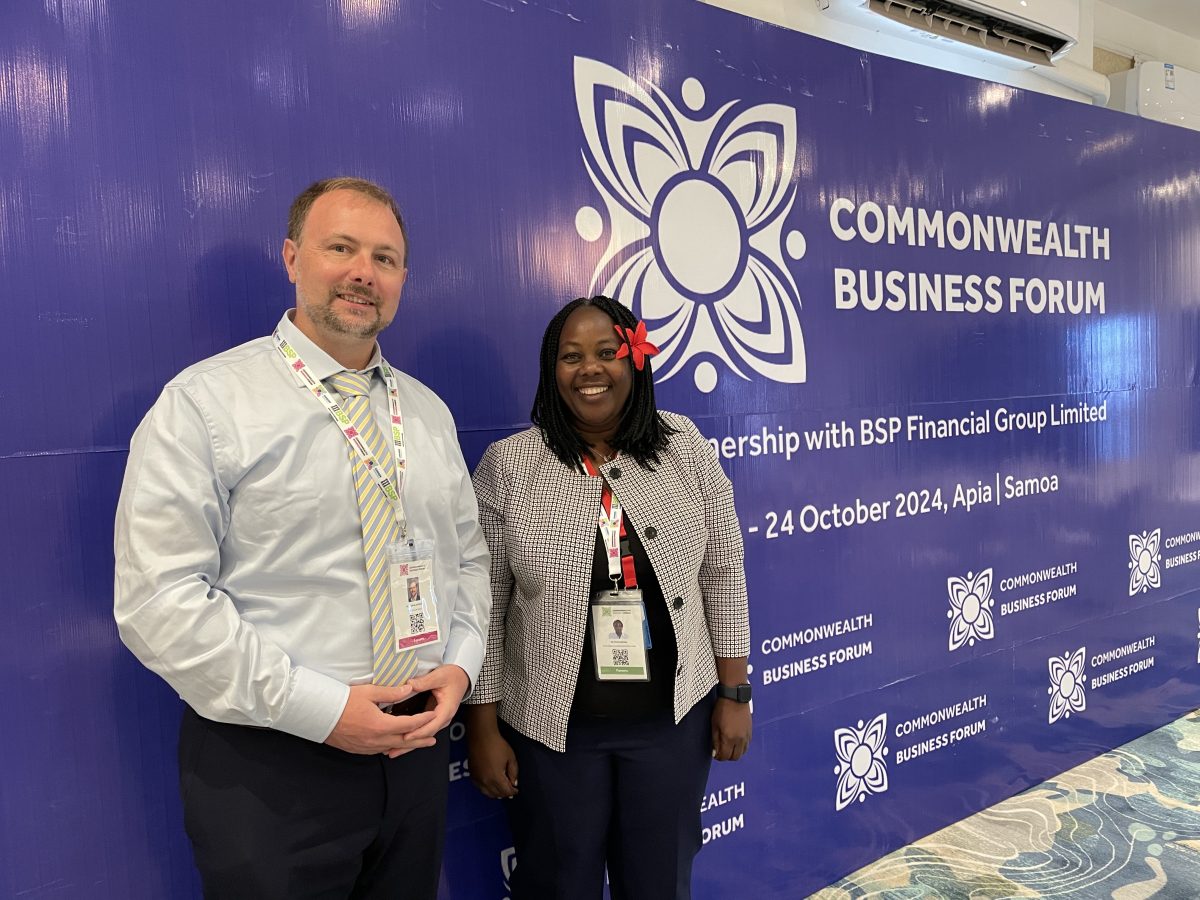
610 466 622 479
672 597 684 610
645 526 658 539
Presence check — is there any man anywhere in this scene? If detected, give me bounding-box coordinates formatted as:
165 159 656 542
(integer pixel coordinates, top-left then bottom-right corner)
114 177 490 899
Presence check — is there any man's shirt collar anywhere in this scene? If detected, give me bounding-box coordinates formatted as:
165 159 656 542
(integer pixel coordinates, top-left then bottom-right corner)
277 310 384 383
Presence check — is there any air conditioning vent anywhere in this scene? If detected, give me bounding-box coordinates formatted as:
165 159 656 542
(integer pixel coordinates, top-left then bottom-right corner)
868 0 1065 65
821 0 1080 69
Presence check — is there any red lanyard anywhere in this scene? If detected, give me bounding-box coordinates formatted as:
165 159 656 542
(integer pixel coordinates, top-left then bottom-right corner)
583 456 638 589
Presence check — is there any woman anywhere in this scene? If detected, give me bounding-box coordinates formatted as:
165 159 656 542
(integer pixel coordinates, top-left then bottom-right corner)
465 296 751 900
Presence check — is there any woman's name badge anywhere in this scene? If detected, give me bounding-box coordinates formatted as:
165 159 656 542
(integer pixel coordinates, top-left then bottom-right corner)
590 589 649 682
388 540 440 650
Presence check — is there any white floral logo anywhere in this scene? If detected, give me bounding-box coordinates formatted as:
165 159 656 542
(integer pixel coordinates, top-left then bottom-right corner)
1128 529 1161 595
1047 647 1087 724
500 846 516 900
833 714 889 810
946 568 995 651
574 56 806 394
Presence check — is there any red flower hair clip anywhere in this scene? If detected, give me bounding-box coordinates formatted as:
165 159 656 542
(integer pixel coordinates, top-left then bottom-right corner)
613 321 660 371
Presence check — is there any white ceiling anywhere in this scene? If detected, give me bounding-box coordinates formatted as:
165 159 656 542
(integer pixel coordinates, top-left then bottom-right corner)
1101 0 1200 40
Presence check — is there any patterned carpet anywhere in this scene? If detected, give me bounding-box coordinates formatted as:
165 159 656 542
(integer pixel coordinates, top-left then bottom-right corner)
813 711 1200 899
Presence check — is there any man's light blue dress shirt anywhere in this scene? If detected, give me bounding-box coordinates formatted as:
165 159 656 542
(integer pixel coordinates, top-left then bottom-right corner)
115 312 491 743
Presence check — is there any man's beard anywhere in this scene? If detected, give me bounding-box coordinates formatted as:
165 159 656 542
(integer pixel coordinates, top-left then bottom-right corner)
316 285 388 339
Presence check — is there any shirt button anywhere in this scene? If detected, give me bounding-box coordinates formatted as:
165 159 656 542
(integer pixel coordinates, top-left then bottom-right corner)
645 526 658 539
672 597 684 610
610 466 622 479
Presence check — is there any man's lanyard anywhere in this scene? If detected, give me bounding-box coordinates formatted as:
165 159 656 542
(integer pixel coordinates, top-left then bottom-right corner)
273 331 410 539
583 456 638 590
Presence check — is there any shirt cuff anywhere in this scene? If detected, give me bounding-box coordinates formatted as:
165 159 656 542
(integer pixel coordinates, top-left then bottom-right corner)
441 632 484 699
271 667 351 743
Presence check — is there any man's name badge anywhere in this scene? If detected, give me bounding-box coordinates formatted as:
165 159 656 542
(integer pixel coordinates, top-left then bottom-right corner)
388 540 440 650
590 589 649 682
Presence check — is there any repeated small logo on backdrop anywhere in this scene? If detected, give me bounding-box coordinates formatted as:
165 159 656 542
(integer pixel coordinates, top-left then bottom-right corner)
1047 647 1087 724
500 846 516 900
946 568 995 650
574 56 807 393
945 561 1078 653
1127 529 1161 595
833 714 889 810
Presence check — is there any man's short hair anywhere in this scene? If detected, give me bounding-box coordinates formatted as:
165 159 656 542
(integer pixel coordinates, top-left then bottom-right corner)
287 177 409 265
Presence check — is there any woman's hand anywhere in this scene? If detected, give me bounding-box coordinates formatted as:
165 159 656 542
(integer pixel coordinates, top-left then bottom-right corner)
711 698 752 761
464 703 520 799
712 658 752 761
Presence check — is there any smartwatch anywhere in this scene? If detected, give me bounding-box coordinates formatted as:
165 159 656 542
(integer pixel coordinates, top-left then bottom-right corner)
717 683 752 703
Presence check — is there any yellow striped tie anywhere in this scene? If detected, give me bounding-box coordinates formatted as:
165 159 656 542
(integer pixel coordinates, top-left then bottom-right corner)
327 370 419 687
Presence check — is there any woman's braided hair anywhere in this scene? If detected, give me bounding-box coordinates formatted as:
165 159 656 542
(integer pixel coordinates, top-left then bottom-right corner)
530 295 675 471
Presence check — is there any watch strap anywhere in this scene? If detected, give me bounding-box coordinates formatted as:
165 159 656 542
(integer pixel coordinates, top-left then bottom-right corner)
717 683 752 703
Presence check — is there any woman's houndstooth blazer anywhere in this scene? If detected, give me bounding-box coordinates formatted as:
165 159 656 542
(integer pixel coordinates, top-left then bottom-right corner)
468 412 749 752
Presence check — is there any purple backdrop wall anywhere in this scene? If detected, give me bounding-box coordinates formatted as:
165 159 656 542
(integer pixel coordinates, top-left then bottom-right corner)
3 0 1200 897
